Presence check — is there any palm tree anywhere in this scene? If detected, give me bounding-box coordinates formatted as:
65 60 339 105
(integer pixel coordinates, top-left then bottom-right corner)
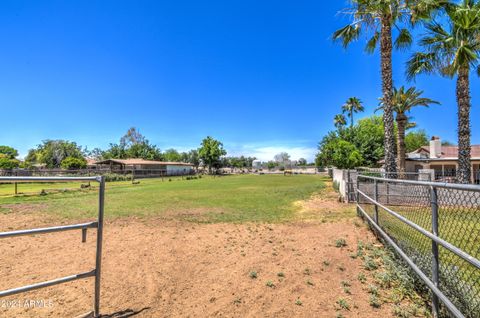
378 86 439 177
334 114 347 129
407 1 480 183
342 97 364 128
333 0 440 177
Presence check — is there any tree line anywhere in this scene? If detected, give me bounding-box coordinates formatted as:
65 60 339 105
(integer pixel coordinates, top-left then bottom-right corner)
0 128 304 174
330 0 478 183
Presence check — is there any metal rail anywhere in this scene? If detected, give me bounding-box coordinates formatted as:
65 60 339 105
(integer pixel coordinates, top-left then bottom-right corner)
0 176 105 317
356 204 465 318
357 188 480 270
356 174 480 318
0 222 98 238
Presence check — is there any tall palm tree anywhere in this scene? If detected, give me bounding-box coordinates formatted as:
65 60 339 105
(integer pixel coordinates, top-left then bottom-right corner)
407 1 480 183
342 97 364 128
333 0 440 177
378 86 439 177
334 114 347 129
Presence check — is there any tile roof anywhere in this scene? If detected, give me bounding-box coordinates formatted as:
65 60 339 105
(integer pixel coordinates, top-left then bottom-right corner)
410 145 480 159
94 158 193 166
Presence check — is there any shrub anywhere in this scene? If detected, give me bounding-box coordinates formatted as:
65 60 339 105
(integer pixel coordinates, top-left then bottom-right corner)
335 238 347 247
61 157 87 170
0 155 19 170
103 173 132 182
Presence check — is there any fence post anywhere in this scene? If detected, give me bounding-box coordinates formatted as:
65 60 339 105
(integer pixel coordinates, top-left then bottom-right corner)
374 179 379 224
14 170 18 195
94 176 105 317
347 170 351 202
430 185 440 318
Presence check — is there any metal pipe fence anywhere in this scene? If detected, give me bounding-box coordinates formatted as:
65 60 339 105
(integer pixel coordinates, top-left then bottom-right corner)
356 175 480 318
0 168 195 178
0 176 105 317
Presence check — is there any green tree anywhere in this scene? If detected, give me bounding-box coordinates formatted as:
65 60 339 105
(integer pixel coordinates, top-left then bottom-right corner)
318 139 363 169
0 146 18 159
30 140 85 168
405 130 429 153
163 149 182 162
186 150 200 171
349 115 385 167
317 115 385 168
333 0 438 176
198 136 227 174
103 128 162 160
342 97 364 127
267 161 277 170
24 149 38 165
61 157 87 170
120 127 146 148
377 86 439 176
407 1 480 183
298 158 307 166
0 154 19 170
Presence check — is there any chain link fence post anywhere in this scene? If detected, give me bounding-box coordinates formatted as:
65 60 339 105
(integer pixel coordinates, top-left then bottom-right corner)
430 185 440 318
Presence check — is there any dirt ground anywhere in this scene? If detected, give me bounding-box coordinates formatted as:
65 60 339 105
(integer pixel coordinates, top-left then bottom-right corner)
0 187 403 318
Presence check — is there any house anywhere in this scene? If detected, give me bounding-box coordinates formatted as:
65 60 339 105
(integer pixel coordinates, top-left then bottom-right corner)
94 158 194 176
406 137 480 183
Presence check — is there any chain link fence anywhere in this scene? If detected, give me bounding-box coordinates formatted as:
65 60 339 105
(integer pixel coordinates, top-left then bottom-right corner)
357 175 480 318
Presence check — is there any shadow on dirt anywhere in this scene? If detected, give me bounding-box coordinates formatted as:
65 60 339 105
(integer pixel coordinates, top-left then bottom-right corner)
101 307 151 317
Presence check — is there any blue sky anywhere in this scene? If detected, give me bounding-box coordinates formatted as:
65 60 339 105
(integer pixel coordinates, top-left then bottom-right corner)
1 1 479 161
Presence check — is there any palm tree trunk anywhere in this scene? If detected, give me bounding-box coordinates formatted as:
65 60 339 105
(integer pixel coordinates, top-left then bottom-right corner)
350 110 353 128
380 17 397 178
456 66 472 183
396 114 407 179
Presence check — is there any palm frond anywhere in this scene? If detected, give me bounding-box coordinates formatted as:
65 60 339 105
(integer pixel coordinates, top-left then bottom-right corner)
333 24 361 48
365 31 380 54
394 28 413 51
406 52 436 81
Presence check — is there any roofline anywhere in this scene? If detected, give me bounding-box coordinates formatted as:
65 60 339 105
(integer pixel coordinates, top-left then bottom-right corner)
406 157 480 162
94 159 194 166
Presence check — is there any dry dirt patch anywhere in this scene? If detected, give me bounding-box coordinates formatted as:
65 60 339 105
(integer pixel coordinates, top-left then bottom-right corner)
0 209 401 318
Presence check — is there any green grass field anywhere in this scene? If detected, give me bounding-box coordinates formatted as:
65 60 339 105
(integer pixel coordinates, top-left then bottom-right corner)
0 174 327 223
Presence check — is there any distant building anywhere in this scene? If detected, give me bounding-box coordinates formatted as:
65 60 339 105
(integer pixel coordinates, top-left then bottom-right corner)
94 158 194 176
405 137 480 183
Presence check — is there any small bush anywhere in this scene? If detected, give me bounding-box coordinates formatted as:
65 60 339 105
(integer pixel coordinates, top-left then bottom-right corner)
368 285 379 296
61 157 87 170
266 280 275 288
369 295 381 308
363 257 378 271
103 173 132 182
336 298 350 310
341 281 351 287
249 271 257 279
335 238 347 248
357 273 367 283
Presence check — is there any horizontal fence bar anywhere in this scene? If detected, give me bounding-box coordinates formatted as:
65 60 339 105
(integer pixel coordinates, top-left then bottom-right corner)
0 222 98 239
357 189 480 270
0 270 96 298
358 174 480 191
0 176 100 182
356 204 465 318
